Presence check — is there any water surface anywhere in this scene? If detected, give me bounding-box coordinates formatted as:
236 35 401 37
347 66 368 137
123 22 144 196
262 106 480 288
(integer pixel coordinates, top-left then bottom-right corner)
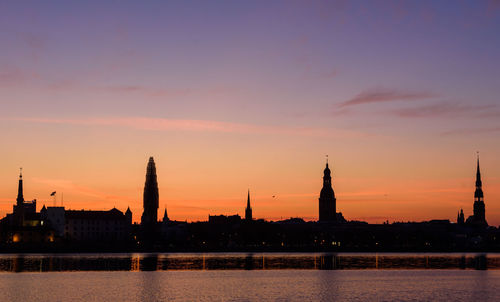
1 253 499 301
0 253 498 272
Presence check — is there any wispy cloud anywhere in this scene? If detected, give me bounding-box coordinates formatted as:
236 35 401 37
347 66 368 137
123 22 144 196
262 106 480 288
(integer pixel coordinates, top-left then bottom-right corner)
3 116 367 138
393 102 496 118
339 88 437 108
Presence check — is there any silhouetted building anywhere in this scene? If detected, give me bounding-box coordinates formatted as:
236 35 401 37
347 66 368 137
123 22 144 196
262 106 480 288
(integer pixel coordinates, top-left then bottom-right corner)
11 169 38 227
209 214 241 225
141 157 159 228
125 206 132 225
162 207 169 222
319 160 336 222
0 170 54 243
40 206 65 236
245 190 253 221
3 169 39 228
64 208 131 241
466 157 488 227
457 208 465 225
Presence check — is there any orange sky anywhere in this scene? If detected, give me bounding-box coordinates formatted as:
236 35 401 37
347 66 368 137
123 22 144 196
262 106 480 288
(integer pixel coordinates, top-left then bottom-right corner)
1 2 500 226
0 122 498 225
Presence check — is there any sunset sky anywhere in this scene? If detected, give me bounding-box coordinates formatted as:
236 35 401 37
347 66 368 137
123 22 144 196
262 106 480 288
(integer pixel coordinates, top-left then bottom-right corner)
1 1 499 225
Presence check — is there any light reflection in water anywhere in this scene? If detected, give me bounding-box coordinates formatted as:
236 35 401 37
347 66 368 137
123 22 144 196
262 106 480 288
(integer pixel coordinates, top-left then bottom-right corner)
0 253 498 272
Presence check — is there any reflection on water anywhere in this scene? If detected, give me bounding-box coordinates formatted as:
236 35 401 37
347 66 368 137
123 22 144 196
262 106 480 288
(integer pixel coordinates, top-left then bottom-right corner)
0 253 498 272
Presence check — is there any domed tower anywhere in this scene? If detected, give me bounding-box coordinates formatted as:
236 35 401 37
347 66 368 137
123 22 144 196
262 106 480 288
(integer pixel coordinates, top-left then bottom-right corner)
141 157 159 228
319 158 336 222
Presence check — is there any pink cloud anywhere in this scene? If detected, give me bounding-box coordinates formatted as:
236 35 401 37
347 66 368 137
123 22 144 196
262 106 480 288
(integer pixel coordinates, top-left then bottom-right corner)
339 88 437 108
393 102 496 118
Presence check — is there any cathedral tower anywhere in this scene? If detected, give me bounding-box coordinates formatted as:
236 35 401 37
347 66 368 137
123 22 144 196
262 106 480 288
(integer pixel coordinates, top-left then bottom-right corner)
141 157 159 228
319 158 336 222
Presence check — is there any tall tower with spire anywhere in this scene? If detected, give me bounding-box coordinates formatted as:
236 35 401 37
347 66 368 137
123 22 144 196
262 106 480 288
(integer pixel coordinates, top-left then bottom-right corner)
245 190 252 221
319 157 336 222
14 168 25 226
141 157 159 228
472 156 486 225
16 168 24 206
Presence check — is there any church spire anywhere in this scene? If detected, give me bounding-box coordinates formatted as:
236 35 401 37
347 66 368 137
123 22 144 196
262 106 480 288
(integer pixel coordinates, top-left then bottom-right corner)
16 168 24 206
476 155 482 189
245 189 252 221
471 153 487 226
475 154 483 200
247 190 251 208
319 158 336 222
162 207 169 222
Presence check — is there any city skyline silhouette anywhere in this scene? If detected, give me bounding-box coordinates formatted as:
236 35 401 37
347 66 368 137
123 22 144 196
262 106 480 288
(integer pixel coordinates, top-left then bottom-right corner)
0 154 491 226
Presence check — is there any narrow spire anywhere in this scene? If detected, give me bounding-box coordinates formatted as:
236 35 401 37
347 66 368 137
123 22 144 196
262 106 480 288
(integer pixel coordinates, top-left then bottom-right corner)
475 153 482 190
163 207 169 222
245 190 252 221
476 153 481 180
16 167 24 205
247 189 251 208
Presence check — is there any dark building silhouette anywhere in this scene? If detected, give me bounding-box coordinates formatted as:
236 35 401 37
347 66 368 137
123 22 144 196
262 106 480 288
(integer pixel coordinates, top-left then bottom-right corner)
0 170 54 243
466 157 487 226
245 190 252 221
10 169 38 227
457 208 465 225
209 214 241 224
319 160 336 222
64 208 131 241
125 206 132 225
162 207 169 223
14 169 25 226
141 157 159 228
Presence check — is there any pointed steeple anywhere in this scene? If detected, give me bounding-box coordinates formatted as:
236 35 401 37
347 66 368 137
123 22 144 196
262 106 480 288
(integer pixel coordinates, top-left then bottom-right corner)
163 207 169 222
245 189 252 221
125 206 132 224
16 168 24 206
471 154 487 226
475 154 483 200
476 155 482 189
